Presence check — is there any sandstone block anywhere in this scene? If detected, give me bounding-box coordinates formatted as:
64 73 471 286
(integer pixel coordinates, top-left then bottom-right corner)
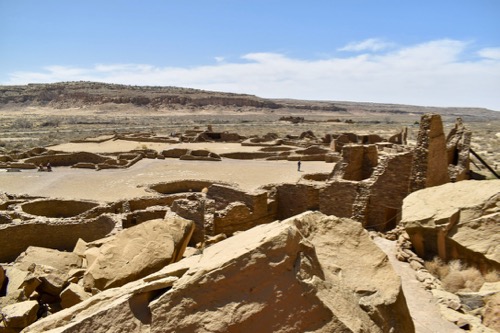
15 246 83 273
431 289 461 311
0 300 39 329
0 289 27 309
72 238 88 258
483 293 500 332
83 214 194 290
402 180 500 271
4 266 29 295
60 283 90 309
40 273 67 296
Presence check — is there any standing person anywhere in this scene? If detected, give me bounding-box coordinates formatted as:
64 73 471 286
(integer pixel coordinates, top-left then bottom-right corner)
297 160 301 172
46 162 52 172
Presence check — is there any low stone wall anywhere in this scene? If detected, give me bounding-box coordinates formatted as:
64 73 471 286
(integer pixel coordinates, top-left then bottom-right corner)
220 152 276 159
0 162 37 169
148 179 233 195
161 148 189 158
213 202 275 236
19 199 100 218
274 183 320 220
122 208 168 229
241 139 283 147
0 215 115 262
259 146 294 152
208 185 275 236
25 152 110 167
286 154 327 161
124 196 187 212
302 173 330 182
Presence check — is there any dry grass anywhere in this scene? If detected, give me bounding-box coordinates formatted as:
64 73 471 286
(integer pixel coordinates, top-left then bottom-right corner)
425 257 499 293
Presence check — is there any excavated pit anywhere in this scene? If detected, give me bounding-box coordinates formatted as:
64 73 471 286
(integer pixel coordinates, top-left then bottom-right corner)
21 199 99 218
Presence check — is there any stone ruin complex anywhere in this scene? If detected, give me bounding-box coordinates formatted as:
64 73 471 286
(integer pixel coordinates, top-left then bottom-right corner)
0 113 498 332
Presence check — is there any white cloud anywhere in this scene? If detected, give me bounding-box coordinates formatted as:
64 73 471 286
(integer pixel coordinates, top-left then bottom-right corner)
478 47 500 60
338 38 393 52
4 39 500 110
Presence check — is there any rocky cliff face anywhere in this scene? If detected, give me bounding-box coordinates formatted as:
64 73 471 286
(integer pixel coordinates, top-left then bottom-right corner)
0 82 280 110
1 82 498 119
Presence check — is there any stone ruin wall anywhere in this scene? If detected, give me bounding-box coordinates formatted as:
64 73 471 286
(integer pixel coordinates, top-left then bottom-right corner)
319 180 358 219
208 184 276 236
446 118 472 182
364 152 414 230
409 114 450 192
273 183 320 220
148 179 232 195
25 152 110 167
0 113 477 263
0 215 115 262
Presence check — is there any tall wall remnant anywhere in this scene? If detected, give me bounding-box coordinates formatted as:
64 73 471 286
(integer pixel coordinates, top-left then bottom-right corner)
409 114 450 192
446 118 472 182
317 113 470 231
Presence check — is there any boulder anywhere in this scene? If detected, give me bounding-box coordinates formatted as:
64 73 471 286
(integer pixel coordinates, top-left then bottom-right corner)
39 273 67 296
401 180 500 272
60 283 90 309
0 300 39 329
23 212 415 333
284 211 415 332
483 293 500 332
150 212 415 332
0 289 27 309
4 266 30 296
14 246 82 272
83 213 194 290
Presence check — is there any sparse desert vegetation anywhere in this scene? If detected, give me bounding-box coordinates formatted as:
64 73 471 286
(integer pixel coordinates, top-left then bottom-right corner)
425 257 499 293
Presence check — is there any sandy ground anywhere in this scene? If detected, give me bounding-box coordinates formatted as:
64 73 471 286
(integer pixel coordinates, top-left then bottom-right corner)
0 158 331 201
50 140 283 155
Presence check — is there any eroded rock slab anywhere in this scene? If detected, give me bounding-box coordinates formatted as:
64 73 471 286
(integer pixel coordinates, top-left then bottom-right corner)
24 212 414 333
83 213 194 290
401 180 500 272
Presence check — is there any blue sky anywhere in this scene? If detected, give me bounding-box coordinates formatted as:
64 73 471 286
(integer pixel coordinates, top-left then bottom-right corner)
1 1 499 110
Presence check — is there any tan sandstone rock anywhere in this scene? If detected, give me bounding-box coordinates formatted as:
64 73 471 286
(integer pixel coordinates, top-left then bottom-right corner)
401 180 500 272
60 283 91 309
0 300 39 329
4 266 30 296
22 212 415 333
284 211 415 333
483 293 500 332
14 246 82 272
83 213 194 290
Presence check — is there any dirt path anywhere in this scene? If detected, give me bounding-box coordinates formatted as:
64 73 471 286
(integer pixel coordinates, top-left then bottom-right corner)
373 237 462 333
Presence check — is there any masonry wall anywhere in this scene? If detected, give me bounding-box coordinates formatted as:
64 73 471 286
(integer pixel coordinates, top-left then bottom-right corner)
209 185 275 235
275 183 320 220
365 152 414 230
319 180 358 219
409 114 450 192
213 202 275 236
0 216 115 262
25 152 110 166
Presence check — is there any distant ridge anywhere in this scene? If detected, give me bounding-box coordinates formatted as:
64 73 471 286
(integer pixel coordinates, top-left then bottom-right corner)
0 81 498 120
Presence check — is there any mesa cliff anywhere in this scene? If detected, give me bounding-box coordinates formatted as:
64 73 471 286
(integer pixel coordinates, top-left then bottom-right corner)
1 82 498 119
